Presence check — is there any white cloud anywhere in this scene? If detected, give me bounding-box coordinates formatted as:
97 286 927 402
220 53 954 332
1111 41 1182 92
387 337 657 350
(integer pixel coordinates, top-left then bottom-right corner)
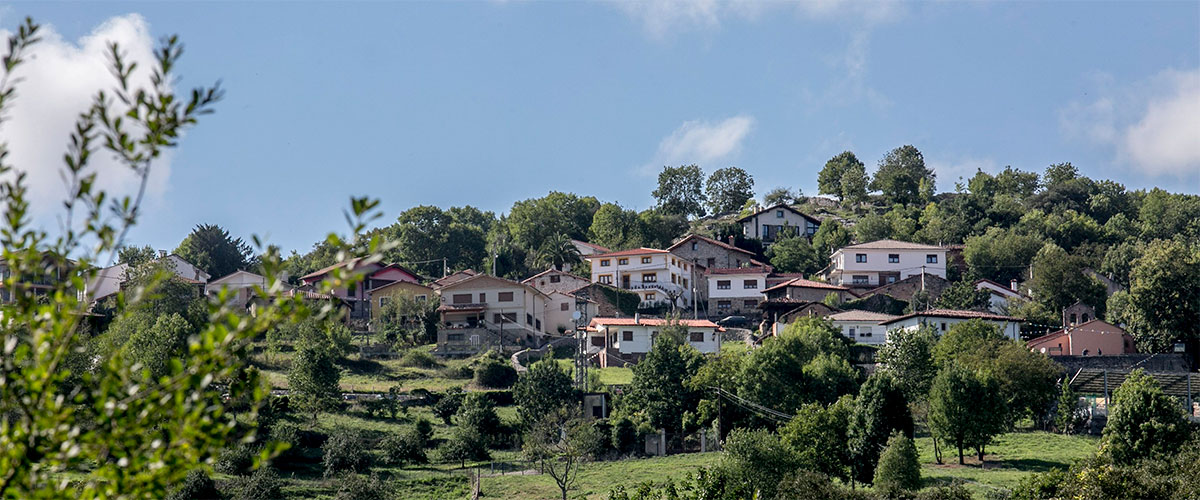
1059 68 1200 177
612 0 902 38
926 156 998 190
0 15 171 221
641 115 755 174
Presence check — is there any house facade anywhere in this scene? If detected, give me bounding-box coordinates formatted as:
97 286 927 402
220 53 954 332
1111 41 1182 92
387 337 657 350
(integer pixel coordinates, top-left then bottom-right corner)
586 317 723 367
301 259 423 323
827 310 898 345
86 253 210 303
367 279 435 324
523 268 592 295
668 234 760 270
880 309 1024 340
738 204 821 245
206 270 266 309
826 240 948 287
435 274 550 355
706 266 770 317
1027 319 1136 356
974 279 1025 314
585 248 695 307
763 277 854 303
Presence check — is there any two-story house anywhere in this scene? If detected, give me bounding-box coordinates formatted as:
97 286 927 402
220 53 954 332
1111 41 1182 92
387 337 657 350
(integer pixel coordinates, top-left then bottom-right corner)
300 259 423 322
738 204 822 245
206 270 266 309
826 239 947 287
706 265 770 317
435 273 550 355
86 253 211 303
586 317 724 367
585 248 694 307
668 234 760 270
522 269 599 334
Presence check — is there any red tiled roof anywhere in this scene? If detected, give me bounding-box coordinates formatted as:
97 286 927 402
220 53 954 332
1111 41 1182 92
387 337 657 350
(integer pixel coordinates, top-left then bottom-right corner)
840 239 944 251
300 257 381 281
587 317 725 331
707 266 771 275
763 277 848 293
879 308 1025 325
432 269 478 288
828 310 898 322
668 234 756 257
585 248 671 259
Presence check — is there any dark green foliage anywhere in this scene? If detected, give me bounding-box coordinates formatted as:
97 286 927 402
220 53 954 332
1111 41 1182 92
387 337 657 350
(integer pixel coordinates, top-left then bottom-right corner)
333 474 391 500
848 372 913 484
398 349 440 368
455 392 504 446
414 418 434 446
738 317 857 416
705 167 755 214
964 227 1044 284
228 467 284 500
590 203 643 251
935 280 991 311
508 192 600 253
514 358 576 426
473 356 517 389
381 429 428 465
610 417 638 455
812 221 853 260
877 326 937 402
439 427 491 465
288 326 342 421
432 391 464 425
214 444 255 476
653 164 707 217
1125 239 1200 352
624 325 706 433
719 428 799 500
174 223 254 280
1013 435 1200 500
1054 377 1083 434
871 145 935 206
1102 369 1190 465
383 205 493 277
779 397 853 482
842 294 909 316
323 427 370 477
117 244 158 267
1029 243 1107 318
762 187 800 206
873 433 921 497
766 236 821 274
819 151 868 203
913 483 972 500
166 470 222 500
929 366 1006 465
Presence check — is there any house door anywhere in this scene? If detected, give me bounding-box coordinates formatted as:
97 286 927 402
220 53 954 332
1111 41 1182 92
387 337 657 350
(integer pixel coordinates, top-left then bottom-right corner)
622 275 630 289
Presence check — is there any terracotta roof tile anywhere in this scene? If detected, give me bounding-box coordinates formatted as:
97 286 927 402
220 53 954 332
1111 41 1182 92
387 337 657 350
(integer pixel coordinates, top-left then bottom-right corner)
763 277 848 293
879 308 1024 325
587 317 724 331
585 248 671 259
841 239 945 251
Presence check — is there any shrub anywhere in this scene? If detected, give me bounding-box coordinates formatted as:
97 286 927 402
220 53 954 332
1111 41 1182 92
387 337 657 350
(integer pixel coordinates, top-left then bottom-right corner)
166 470 222 500
432 392 464 425
455 393 504 446
399 350 440 368
611 417 638 455
439 427 491 466
228 467 283 500
214 444 255 476
334 473 391 500
323 427 371 477
774 470 872 500
474 358 517 389
873 433 921 498
414 418 434 446
381 429 428 465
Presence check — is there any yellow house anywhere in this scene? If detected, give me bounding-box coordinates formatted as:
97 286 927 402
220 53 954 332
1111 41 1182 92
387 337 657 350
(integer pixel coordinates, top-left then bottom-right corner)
368 280 434 323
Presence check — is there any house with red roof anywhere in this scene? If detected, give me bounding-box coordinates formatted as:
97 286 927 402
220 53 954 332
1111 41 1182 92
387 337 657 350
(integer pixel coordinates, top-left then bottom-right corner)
584 248 697 308
1027 319 1135 356
586 316 725 366
300 258 423 323
706 265 772 317
880 308 1025 340
826 239 948 288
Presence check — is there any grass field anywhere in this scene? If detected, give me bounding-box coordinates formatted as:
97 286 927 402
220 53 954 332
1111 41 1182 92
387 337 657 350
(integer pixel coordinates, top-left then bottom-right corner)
480 453 721 500
914 431 1099 496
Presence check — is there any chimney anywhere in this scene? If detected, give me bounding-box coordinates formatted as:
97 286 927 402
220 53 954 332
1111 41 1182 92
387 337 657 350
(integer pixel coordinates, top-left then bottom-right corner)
727 235 735 246
634 312 640 324
159 249 167 259
1010 279 1018 292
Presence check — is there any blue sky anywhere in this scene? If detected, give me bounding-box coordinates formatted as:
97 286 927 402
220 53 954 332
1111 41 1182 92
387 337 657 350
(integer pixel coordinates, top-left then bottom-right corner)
3 1 1198 255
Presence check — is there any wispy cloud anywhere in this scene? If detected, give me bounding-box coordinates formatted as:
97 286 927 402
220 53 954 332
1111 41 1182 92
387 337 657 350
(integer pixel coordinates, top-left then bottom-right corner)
926 155 999 190
1060 68 1200 178
0 14 172 220
641 115 755 174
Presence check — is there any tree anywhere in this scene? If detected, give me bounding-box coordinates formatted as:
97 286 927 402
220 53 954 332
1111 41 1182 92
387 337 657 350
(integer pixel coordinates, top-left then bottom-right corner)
514 358 576 426
536 233 582 271
589 203 642 251
1054 377 1083 434
289 330 342 422
848 371 913 484
387 205 492 276
964 227 1044 284
877 325 938 403
992 342 1061 427
175 223 254 279
455 392 504 447
935 280 991 311
929 366 1005 464
841 160 870 205
1102 369 1190 465
117 244 158 267
381 429 428 465
652 164 706 218
323 427 371 477
779 397 853 482
811 221 852 261
738 318 855 416
635 209 690 249
0 20 380 496
719 428 799 499
763 186 799 206
873 433 921 497
1029 243 1107 319
507 192 599 257
440 427 490 466
523 407 598 500
1043 162 1078 188
624 325 705 434
705 167 755 214
766 236 821 274
1125 239 1200 352
871 146 935 206
854 213 893 242
818 151 864 203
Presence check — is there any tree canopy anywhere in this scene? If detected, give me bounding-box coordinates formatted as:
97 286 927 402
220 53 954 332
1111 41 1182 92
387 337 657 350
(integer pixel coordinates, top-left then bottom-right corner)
174 223 254 279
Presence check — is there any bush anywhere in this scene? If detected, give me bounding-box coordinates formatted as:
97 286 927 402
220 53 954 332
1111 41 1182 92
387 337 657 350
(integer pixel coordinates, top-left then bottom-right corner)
439 427 491 466
474 358 517 389
399 349 440 368
455 393 504 446
323 427 371 477
432 391 464 425
214 444 255 476
166 470 222 500
381 429 428 465
611 417 638 455
873 433 921 498
334 473 391 500
774 469 872 500
414 418 434 446
228 467 283 500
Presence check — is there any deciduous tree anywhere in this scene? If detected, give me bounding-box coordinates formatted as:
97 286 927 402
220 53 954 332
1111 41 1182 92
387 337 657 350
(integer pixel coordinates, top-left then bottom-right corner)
175 223 254 279
1102 369 1190 465
871 145 935 206
705 166 755 214
652 164 706 218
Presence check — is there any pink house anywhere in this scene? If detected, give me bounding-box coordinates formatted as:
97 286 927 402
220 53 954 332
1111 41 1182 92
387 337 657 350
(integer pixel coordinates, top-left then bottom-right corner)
1027 319 1136 356
300 258 423 322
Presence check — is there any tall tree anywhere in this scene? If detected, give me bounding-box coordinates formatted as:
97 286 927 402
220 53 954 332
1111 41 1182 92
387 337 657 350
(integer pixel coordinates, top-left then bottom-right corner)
635 209 689 249
289 323 343 422
811 221 852 261
588 203 642 251
871 145 935 206
174 223 254 279
536 233 582 271
1126 239 1200 353
877 325 937 403
117 245 158 267
766 236 821 274
514 359 576 427
818 151 863 202
387 205 492 276
652 164 706 218
523 407 597 500
929 366 1005 465
840 160 869 204
763 187 800 206
1029 243 1107 318
705 167 755 214
935 280 992 311
1102 369 1190 465
1043 162 1078 188
508 192 600 255
779 397 853 483
848 372 913 484
623 324 705 434
964 227 1044 284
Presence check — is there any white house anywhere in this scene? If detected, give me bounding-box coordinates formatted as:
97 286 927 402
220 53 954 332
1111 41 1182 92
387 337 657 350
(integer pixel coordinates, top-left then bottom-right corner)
737 204 822 245
206 270 267 309
435 274 551 354
587 317 724 367
827 310 898 345
706 265 770 317
585 248 695 307
974 279 1026 314
879 308 1024 340
826 239 947 287
85 253 211 303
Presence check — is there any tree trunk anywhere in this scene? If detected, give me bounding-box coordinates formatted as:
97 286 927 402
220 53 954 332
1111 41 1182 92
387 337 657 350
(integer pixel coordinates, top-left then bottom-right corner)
957 439 964 465
932 434 942 465
977 446 985 464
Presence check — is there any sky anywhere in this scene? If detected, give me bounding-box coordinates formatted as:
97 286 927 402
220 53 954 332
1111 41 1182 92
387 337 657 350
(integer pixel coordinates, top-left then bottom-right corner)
1 1 1198 255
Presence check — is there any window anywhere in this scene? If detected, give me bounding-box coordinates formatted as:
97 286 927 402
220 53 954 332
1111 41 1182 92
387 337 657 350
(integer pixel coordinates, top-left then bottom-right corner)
447 333 465 342
671 274 677 284
503 312 517 323
598 275 612 284
591 336 605 347
776 210 784 218
642 273 656 283
717 280 731 290
600 259 611 267
744 299 757 308
690 332 704 342
940 322 947 331
618 258 629 265
560 302 569 311
493 313 502 323
452 293 472 304
743 280 757 289
479 293 487 303
692 242 698 250
526 313 533 325
860 327 872 337
415 295 427 302
671 258 676 266
1069 313 1077 324
622 331 633 341
549 275 560 283
347 285 356 297
848 327 856 337
888 254 899 263
1082 349 1089 356
641 256 652 264
1082 313 1090 323
852 275 869 285
707 257 716 267
644 293 656 301
926 254 938 264
886 275 897 284
379 297 391 308
855 254 867 263
682 278 688 288
592 405 604 418
535 319 541 331
717 300 731 309
498 291 514 302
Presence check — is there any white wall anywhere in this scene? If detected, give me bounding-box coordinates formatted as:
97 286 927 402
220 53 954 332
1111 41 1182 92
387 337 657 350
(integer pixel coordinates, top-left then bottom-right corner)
707 273 766 299
886 316 1021 341
595 324 721 354
834 320 887 345
589 253 694 305
830 249 947 286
